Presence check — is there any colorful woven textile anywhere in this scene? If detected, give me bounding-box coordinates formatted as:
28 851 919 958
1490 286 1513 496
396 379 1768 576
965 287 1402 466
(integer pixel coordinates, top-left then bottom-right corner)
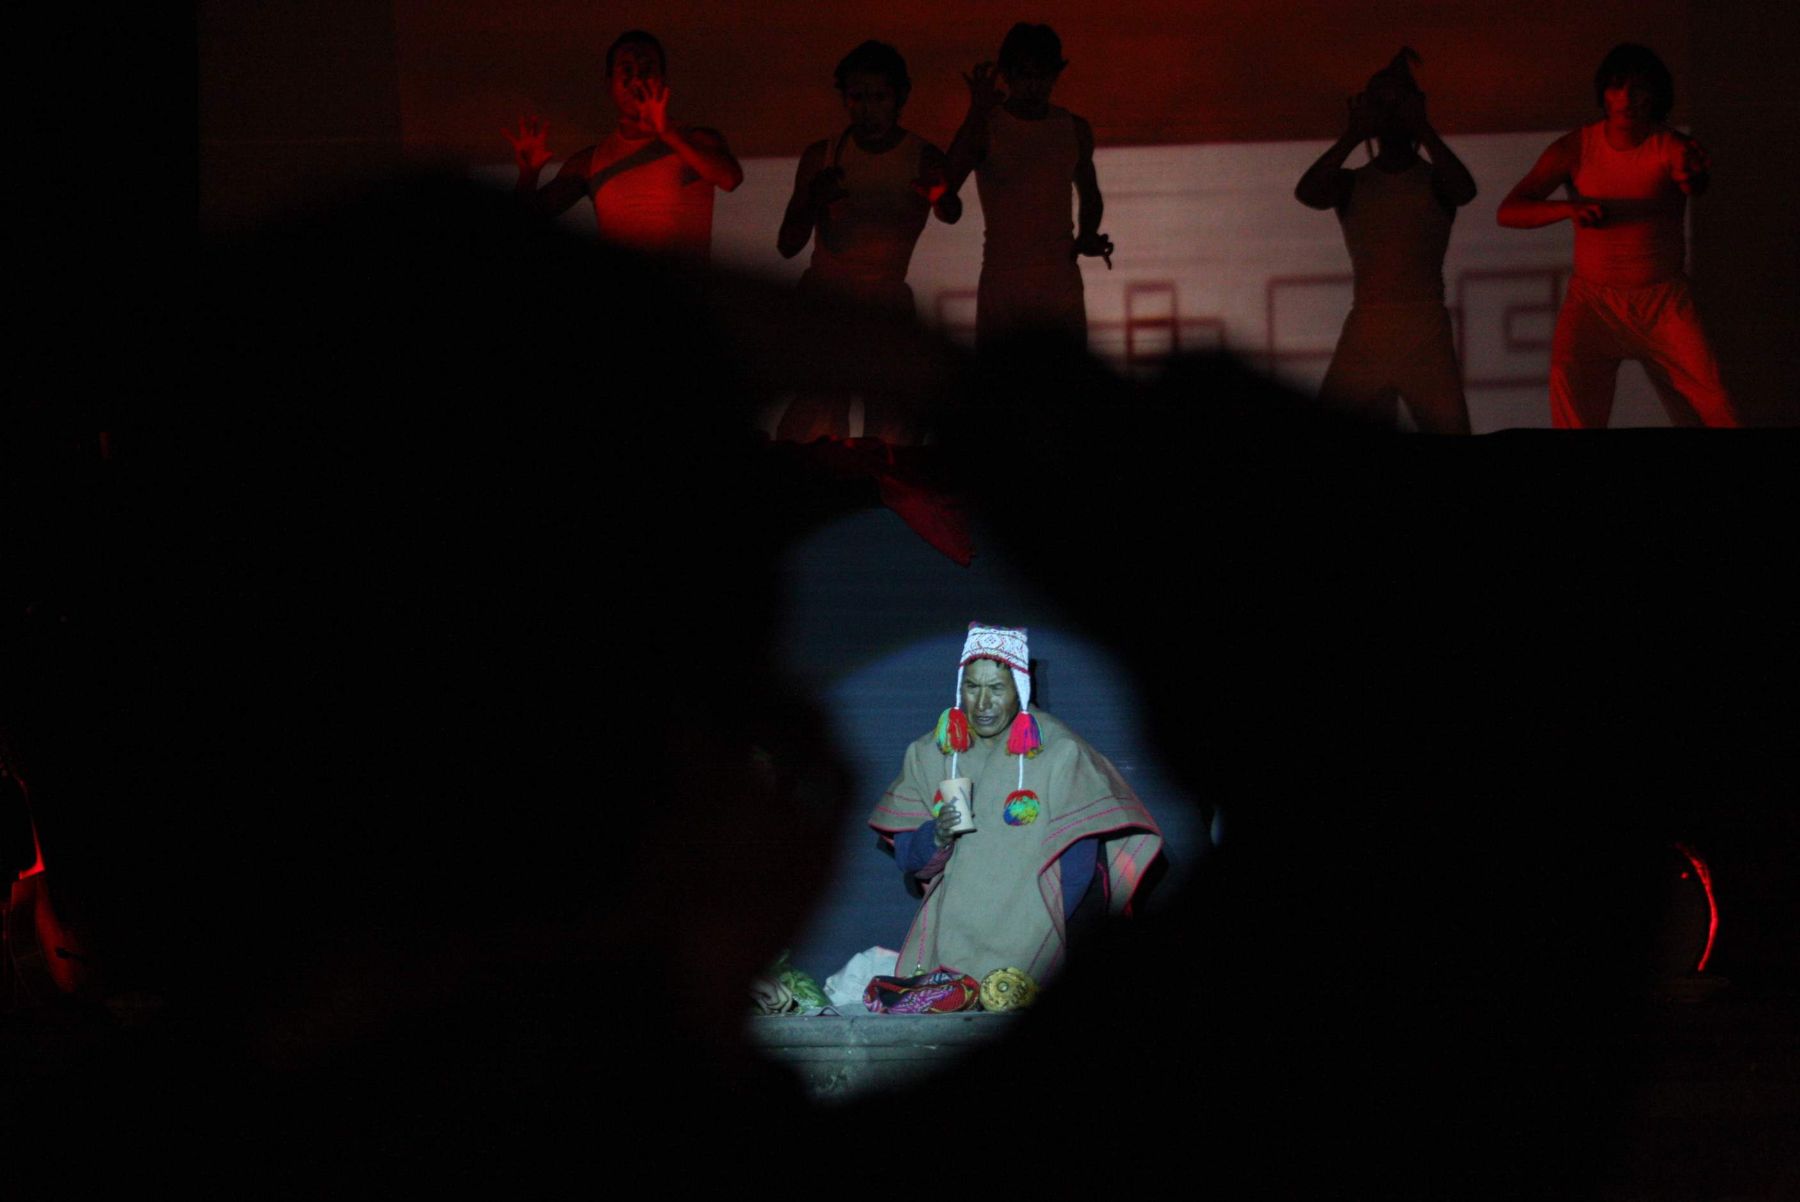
862 969 981 1014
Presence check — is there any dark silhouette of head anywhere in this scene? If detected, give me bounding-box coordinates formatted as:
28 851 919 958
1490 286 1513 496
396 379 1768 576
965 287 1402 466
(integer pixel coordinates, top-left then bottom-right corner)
1594 43 1674 123
835 40 911 108
996 23 1066 78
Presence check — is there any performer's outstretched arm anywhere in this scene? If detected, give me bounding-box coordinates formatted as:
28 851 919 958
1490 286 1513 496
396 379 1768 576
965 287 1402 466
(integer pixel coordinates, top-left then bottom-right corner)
505 115 587 218
1498 133 1603 228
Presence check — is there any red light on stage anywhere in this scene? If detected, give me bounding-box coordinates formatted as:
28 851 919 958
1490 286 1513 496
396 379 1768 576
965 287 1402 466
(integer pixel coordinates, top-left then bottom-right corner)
1672 842 1718 974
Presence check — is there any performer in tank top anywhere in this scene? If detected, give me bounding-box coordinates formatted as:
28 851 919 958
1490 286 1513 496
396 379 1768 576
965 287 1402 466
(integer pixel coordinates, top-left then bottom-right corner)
1497 43 1737 427
944 24 1113 349
1295 48 1479 433
778 41 962 315
769 42 963 443
505 31 743 263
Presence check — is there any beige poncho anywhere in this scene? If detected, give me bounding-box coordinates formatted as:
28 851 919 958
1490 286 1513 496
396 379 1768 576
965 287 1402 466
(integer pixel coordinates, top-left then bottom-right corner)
867 709 1163 983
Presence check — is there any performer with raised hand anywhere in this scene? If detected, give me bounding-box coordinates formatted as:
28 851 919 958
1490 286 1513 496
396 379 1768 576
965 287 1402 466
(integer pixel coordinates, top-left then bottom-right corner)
505 30 742 262
944 24 1112 349
1295 48 1477 434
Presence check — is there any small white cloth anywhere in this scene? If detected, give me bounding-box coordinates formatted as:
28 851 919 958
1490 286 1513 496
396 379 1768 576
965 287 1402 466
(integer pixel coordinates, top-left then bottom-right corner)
824 945 899 1007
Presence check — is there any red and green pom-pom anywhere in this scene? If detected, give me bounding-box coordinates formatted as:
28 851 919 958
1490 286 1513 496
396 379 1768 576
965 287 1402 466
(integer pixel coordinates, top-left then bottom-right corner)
935 707 972 754
1005 711 1042 758
1002 790 1041 826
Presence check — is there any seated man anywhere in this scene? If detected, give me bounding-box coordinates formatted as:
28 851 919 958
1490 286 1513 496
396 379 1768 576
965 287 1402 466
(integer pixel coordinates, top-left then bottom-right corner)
506 30 742 261
867 623 1162 988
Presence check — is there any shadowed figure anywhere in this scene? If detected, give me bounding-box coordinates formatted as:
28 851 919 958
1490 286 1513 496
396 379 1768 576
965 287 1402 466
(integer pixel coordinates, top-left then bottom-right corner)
770 40 962 444
506 30 742 260
1497 43 1737 427
1295 47 1477 434
944 23 1112 349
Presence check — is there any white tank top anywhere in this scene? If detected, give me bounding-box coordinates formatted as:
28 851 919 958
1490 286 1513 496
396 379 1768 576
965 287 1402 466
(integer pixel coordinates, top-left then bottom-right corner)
976 106 1077 269
805 129 931 290
1571 121 1687 287
1339 161 1451 305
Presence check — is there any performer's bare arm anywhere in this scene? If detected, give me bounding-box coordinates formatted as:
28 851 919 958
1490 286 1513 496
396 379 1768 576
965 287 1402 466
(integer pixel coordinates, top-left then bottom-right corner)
1669 130 1712 197
1294 93 1375 211
777 140 836 259
943 61 1003 196
1071 115 1113 263
635 80 744 192
915 142 962 225
1498 133 1605 228
505 115 589 218
1406 93 1478 210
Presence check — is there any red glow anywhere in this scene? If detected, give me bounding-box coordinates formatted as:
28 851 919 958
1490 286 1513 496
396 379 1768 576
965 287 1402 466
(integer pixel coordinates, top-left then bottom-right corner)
19 821 46 880
1672 842 1718 973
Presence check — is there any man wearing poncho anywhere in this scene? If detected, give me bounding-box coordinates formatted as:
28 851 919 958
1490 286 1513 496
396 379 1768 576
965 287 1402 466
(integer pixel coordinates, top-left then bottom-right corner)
867 624 1163 985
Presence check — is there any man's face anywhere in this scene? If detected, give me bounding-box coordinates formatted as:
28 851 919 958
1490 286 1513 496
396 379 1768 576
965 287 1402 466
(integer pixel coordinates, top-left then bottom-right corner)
1002 59 1061 106
608 42 665 116
1602 75 1653 123
840 70 900 139
961 657 1021 740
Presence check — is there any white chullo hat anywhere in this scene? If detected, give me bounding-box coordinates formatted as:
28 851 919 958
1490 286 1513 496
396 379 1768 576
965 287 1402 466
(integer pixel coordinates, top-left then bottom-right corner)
955 622 1031 711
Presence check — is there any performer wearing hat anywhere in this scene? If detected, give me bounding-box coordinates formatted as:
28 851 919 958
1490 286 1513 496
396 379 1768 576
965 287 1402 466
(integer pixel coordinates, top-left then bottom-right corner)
1295 48 1478 433
866 624 1163 987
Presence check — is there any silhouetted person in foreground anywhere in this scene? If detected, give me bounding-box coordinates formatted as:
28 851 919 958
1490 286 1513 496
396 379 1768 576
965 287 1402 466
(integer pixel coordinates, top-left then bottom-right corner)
506 30 742 260
1497 43 1737 427
945 23 1112 349
1296 48 1477 434
7 168 1792 1197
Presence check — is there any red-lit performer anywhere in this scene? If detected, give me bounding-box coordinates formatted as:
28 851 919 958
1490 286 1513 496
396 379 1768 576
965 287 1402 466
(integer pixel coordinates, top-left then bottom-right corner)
944 24 1112 348
1497 43 1737 427
1295 49 1477 434
778 41 962 315
867 624 1163 989
505 31 742 261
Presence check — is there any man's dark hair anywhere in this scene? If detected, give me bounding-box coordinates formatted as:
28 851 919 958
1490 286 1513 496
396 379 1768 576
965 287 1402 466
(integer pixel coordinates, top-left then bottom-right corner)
607 30 666 77
835 40 911 105
997 23 1066 76
1594 43 1674 122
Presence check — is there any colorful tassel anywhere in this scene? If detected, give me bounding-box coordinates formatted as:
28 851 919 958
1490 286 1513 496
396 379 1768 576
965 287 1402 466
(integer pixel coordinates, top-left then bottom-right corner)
1005 711 1042 757
1002 790 1041 826
935 707 972 755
